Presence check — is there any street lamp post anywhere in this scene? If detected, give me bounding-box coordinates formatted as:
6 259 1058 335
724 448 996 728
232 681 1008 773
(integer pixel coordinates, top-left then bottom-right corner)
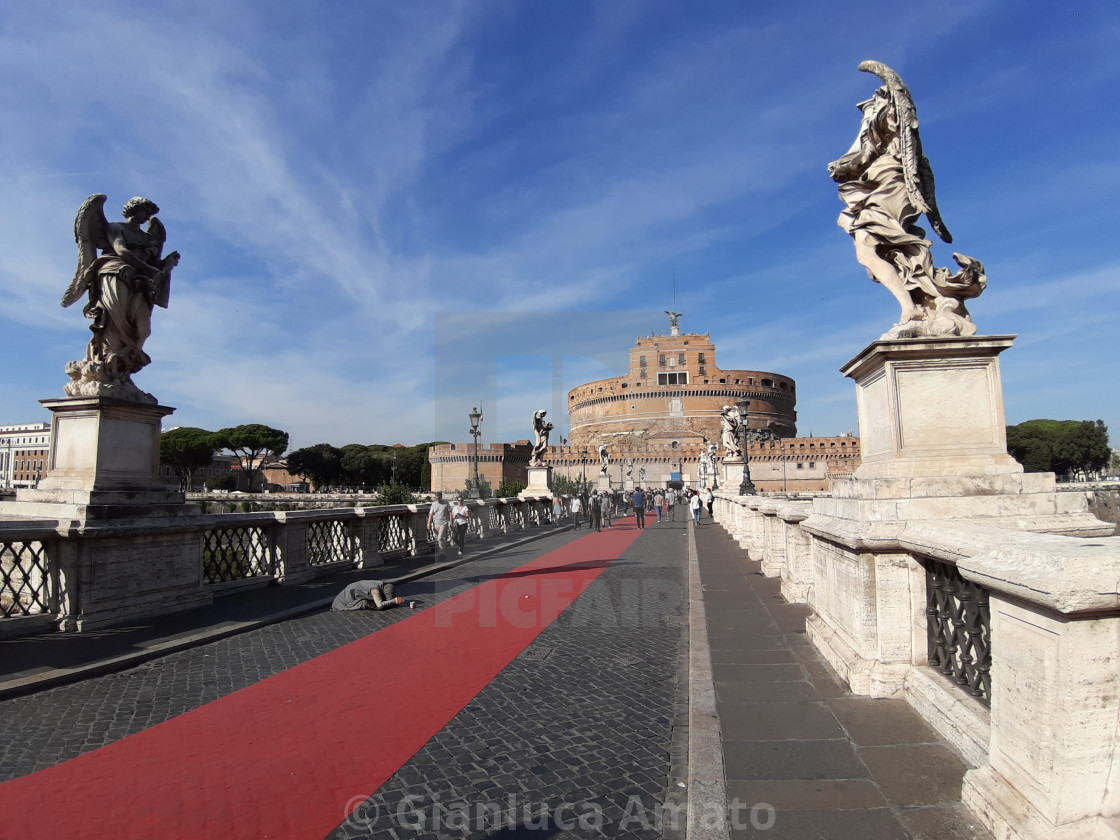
468 406 483 499
735 398 757 496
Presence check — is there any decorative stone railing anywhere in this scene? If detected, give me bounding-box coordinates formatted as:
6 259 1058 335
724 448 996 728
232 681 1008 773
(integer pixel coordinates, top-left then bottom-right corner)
0 496 555 639
712 490 1120 840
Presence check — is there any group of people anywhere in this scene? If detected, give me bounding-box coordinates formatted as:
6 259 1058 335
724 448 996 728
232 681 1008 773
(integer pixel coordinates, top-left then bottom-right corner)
333 485 719 611
551 486 716 530
425 491 473 557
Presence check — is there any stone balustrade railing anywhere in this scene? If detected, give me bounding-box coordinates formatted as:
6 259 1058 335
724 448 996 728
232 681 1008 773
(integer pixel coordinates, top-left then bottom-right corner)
711 489 1120 840
0 496 555 639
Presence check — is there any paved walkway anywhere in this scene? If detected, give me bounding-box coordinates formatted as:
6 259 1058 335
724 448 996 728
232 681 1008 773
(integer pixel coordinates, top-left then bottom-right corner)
0 511 992 838
692 520 992 840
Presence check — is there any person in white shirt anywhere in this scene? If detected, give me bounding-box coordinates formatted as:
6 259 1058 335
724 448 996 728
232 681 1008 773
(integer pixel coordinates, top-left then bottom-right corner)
426 491 452 557
569 495 583 529
450 497 471 555
689 490 703 524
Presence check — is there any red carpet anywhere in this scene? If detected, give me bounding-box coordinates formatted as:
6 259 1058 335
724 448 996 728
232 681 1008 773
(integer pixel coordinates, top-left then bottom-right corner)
0 523 641 839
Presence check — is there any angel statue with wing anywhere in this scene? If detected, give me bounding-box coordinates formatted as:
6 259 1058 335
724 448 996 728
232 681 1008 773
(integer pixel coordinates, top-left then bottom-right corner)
529 409 553 467
61 194 180 403
828 62 985 340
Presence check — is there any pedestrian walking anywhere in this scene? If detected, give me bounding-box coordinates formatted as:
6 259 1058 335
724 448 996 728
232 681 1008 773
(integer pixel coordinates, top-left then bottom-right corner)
450 497 471 555
589 491 602 532
689 490 703 524
704 486 715 519
602 492 613 528
666 490 676 521
570 494 584 529
653 490 665 523
427 491 452 557
631 487 646 530
552 493 563 523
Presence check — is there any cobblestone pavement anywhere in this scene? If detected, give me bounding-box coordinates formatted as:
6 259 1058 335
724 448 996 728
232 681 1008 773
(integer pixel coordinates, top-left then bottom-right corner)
0 520 689 839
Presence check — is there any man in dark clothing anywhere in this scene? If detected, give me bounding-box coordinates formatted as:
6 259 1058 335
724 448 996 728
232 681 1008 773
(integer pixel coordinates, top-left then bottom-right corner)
589 491 602 532
631 488 646 530
331 580 408 611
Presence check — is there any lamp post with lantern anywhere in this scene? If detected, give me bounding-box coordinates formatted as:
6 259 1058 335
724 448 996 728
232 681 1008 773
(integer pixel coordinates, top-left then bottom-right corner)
736 398 757 496
468 406 483 499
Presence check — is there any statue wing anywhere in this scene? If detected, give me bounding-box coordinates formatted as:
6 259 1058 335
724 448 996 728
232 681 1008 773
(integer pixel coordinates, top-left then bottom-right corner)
857 61 952 243
62 194 111 307
146 215 167 256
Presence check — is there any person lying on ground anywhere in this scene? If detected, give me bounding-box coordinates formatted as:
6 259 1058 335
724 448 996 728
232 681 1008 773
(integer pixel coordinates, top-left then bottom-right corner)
331 579 411 611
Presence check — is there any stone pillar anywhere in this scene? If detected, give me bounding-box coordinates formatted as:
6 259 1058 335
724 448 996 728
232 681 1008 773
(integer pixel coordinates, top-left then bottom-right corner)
722 460 744 492
355 510 384 569
0 397 196 520
521 466 552 498
407 510 429 556
274 512 314 584
758 500 785 577
778 503 813 603
952 532 1120 839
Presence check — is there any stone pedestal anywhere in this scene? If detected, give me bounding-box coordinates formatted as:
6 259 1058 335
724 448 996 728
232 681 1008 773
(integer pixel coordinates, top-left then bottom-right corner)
520 466 552 499
597 473 612 492
0 397 195 521
813 336 1108 536
845 335 1021 480
805 336 1109 703
624 478 634 491
0 396 210 631
722 460 744 492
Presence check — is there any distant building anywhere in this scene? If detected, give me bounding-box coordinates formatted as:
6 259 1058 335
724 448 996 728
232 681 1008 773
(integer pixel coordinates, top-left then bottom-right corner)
427 319 861 493
567 329 797 447
428 441 533 495
0 423 51 489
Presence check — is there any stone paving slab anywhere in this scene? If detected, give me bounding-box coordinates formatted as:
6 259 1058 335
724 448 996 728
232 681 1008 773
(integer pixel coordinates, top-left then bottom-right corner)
692 519 993 840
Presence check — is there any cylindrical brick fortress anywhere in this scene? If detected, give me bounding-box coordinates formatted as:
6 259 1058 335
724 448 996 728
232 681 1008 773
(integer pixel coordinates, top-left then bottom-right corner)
567 332 796 449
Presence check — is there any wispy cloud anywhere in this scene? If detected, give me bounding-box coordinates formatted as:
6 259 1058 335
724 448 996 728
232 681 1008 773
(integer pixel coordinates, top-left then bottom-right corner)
1 0 1118 449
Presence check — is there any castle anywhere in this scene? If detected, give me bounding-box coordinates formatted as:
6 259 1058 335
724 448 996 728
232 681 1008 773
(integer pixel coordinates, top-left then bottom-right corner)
429 316 860 493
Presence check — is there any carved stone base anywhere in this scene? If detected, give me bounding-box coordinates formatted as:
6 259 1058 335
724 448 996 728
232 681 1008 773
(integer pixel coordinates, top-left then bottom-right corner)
0 396 197 522
64 360 157 405
844 335 1021 480
722 460 744 492
598 474 612 492
520 466 552 499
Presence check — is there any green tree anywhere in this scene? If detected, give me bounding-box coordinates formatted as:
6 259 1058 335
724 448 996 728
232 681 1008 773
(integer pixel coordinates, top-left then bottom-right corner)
160 427 216 491
464 476 493 499
550 473 591 496
212 424 289 491
496 479 526 497
374 482 416 506
1006 419 1110 476
287 443 343 490
205 472 238 491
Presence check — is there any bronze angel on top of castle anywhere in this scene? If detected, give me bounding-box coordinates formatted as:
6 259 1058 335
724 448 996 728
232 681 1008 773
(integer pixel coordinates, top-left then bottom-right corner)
61 194 180 402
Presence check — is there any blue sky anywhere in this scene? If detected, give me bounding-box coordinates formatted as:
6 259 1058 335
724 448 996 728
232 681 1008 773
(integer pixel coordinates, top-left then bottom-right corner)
1 1 1117 451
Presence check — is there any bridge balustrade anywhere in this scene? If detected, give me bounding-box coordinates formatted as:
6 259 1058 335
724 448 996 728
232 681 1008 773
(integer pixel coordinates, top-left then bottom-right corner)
0 496 553 639
711 489 1120 839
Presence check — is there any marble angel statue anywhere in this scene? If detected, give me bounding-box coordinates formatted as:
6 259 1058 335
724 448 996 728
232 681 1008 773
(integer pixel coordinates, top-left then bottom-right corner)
61 194 180 402
529 409 553 467
827 62 984 339
720 405 742 459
